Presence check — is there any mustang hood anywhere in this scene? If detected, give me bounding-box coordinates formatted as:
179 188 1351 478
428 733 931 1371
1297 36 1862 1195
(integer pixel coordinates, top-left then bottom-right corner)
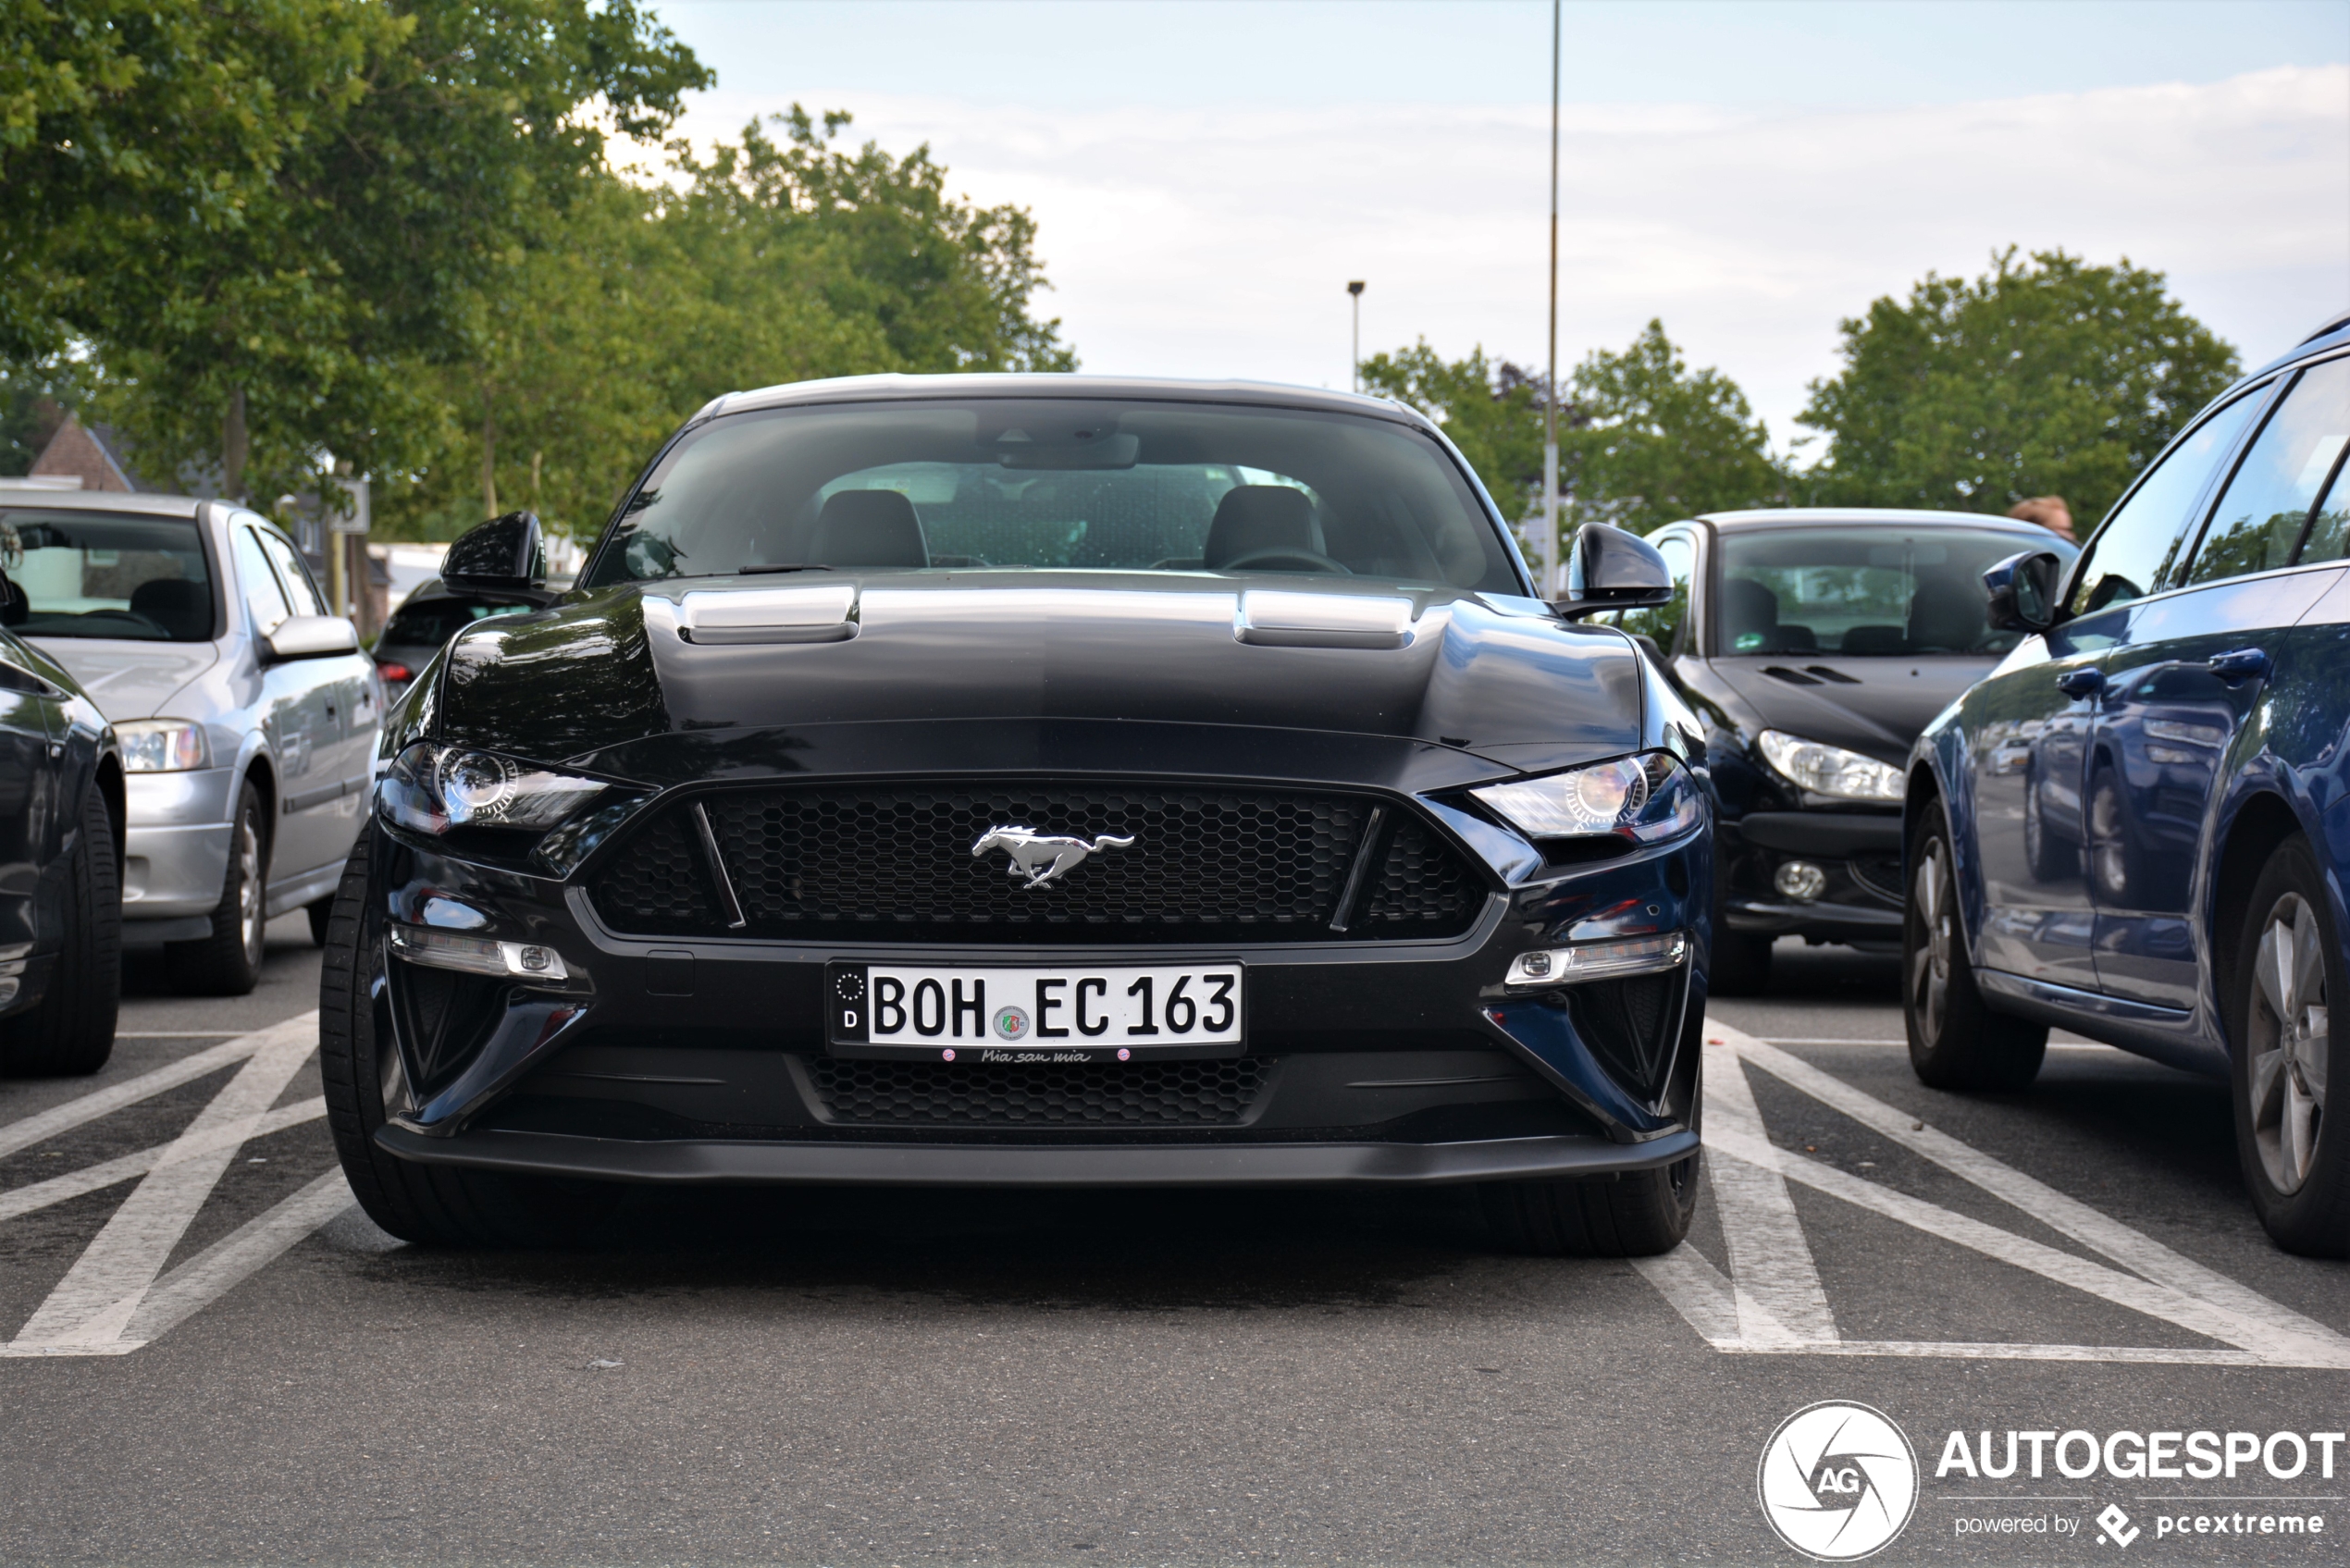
436 574 1644 774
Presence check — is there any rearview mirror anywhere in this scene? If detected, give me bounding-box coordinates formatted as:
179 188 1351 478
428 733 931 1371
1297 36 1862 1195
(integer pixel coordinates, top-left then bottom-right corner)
1551 523 1675 621
443 510 554 605
1984 549 2062 634
262 614 361 662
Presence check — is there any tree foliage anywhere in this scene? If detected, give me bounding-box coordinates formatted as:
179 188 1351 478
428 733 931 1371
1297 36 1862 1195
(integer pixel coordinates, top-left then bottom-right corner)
1362 322 1783 568
376 108 1079 541
8 0 709 503
1562 319 1784 535
1797 248 2241 526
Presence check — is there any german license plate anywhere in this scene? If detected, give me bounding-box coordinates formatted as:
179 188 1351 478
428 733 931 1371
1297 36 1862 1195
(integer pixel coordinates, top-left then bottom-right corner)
825 962 1244 1062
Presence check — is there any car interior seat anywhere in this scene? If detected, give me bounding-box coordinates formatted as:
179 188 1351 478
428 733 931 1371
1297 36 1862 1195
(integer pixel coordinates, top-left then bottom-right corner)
1904 574 1985 653
1203 486 1321 570
808 489 931 569
130 578 213 640
1721 576 1815 652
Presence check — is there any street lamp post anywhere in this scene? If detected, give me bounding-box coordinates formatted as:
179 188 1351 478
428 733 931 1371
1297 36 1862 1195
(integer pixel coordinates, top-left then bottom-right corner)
1347 280 1366 393
1543 0 1561 593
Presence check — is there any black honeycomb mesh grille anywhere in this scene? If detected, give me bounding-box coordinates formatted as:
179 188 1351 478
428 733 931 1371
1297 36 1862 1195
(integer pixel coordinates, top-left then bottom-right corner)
587 781 1483 944
807 1056 1268 1127
1360 818 1478 929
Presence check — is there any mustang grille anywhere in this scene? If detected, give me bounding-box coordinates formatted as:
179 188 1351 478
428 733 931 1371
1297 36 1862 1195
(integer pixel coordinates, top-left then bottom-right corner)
587 781 1483 943
806 1056 1268 1127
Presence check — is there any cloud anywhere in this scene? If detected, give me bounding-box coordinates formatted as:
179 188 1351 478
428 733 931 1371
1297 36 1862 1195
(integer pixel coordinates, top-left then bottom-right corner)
669 65 2350 443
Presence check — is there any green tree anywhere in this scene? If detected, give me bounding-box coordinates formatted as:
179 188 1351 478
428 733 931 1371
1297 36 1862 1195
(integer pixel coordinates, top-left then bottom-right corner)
1562 319 1785 536
375 108 1079 542
15 0 708 505
1357 340 1545 520
1796 248 2241 526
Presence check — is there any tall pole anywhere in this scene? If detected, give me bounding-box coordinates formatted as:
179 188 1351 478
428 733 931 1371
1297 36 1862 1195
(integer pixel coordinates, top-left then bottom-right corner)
1543 0 1561 592
1347 279 1366 393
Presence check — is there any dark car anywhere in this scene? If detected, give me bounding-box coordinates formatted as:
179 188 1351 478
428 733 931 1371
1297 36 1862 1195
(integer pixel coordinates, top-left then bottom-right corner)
0 595 123 1076
318 375 1713 1253
371 578 532 706
1593 509 2076 993
1906 312 2350 1255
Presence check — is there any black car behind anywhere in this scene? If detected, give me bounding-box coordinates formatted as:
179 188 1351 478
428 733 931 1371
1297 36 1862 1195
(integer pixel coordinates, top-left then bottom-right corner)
1593 508 2075 993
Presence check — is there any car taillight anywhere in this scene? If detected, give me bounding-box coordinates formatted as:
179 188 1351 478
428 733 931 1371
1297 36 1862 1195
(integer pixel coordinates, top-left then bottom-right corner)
377 661 412 683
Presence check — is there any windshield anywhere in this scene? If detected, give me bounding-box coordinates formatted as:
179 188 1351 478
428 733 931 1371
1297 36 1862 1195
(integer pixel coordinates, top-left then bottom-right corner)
380 596 528 649
0 510 215 643
582 399 1522 594
1716 525 2072 658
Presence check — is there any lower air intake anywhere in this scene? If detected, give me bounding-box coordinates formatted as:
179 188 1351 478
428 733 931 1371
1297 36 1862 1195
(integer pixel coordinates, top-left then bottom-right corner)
806 1056 1268 1127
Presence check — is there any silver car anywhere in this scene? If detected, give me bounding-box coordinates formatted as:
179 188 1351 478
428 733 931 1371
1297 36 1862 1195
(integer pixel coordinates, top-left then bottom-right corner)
3 491 381 994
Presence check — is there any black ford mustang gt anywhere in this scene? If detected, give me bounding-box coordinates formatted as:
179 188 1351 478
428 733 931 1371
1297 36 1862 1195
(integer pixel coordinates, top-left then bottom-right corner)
321 376 1713 1254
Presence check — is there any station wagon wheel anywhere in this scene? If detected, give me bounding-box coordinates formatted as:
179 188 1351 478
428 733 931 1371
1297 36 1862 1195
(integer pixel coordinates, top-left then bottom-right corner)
2230 836 2347 1256
1902 807 2046 1092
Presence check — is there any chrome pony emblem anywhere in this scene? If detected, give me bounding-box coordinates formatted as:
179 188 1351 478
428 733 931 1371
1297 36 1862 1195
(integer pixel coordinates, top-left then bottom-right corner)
971 825 1135 888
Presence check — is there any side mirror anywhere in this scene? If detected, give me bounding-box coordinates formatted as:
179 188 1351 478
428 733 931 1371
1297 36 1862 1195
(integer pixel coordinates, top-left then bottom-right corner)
1551 523 1675 621
262 614 361 662
443 510 554 605
1984 549 2062 633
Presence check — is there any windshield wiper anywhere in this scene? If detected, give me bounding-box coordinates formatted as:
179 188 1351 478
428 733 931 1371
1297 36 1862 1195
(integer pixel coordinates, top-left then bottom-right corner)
739 562 833 574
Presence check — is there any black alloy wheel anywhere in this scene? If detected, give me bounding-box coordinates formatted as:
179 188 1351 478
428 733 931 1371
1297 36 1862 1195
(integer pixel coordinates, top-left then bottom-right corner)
1904 807 2046 1091
166 780 267 996
0 784 121 1077
2229 836 2347 1257
318 837 618 1248
1481 1044 1701 1258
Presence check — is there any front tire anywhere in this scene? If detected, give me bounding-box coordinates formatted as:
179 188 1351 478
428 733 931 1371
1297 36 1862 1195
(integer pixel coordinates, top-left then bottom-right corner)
318 836 615 1248
1481 1151 1700 1257
1904 806 2046 1090
165 779 266 996
2228 836 2347 1257
0 782 121 1077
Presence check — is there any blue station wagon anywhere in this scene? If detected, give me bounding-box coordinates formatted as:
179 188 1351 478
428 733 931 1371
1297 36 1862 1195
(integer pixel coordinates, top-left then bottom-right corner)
1904 311 2350 1255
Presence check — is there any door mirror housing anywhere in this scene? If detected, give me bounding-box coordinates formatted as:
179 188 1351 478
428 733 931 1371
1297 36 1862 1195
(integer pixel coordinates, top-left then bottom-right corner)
1551 523 1676 621
1984 549 2063 633
443 511 555 605
261 614 361 663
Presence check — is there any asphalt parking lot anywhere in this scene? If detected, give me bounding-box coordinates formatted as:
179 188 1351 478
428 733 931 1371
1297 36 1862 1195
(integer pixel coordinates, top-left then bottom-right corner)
2 933 2344 1565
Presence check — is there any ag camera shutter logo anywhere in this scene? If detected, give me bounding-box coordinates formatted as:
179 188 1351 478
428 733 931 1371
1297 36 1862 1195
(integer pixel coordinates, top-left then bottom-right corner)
1758 1401 1920 1560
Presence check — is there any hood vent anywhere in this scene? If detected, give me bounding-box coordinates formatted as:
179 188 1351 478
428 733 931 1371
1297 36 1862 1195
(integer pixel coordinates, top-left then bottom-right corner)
1235 590 1415 649
677 583 858 645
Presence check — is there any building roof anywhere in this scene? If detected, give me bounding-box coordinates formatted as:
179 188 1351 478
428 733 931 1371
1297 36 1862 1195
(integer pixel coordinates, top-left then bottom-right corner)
28 415 141 492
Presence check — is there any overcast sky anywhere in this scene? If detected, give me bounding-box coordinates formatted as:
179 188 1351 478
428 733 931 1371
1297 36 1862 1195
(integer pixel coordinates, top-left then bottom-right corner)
646 0 2350 449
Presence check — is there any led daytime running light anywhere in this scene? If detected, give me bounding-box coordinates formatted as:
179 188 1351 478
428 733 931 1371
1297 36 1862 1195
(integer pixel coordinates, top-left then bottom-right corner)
1505 931 1688 987
388 922 568 981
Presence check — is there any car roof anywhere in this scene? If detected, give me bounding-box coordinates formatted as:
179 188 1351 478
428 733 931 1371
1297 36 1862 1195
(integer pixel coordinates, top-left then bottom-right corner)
1689 507 2052 531
2242 309 2350 384
0 488 206 520
699 373 1429 427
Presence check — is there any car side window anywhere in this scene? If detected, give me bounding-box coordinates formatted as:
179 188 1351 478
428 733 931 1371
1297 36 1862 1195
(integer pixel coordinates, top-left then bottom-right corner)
1614 532 1694 653
234 525 291 636
2066 389 2265 618
256 528 328 617
2183 356 2350 586
2301 451 2350 564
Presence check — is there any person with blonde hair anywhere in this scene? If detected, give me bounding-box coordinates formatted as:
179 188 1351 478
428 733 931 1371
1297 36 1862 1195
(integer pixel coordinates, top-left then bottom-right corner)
2007 495 2074 542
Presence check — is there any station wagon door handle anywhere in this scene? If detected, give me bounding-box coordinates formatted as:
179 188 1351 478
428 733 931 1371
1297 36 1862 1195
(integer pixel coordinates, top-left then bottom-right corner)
2207 648 2271 683
2055 667 2106 698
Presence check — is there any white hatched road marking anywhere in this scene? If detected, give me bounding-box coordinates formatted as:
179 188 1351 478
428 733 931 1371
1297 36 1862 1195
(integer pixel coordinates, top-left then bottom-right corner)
1635 1019 2350 1368
0 1033 271 1161
0 1099 327 1223
1692 1029 1837 1347
4 1014 355 1357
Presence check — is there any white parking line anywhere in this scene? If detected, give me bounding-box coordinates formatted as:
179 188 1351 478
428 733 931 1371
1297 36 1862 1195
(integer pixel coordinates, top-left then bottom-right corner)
0 1098 328 1223
0 1031 278 1161
120 1169 355 1347
1698 1046 1837 1348
8 1016 320 1354
1642 1019 2350 1369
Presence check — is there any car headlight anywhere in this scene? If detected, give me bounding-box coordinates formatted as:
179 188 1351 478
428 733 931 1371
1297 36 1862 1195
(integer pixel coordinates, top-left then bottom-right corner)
377 741 624 837
1756 730 1904 803
118 719 210 773
1470 752 1704 843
